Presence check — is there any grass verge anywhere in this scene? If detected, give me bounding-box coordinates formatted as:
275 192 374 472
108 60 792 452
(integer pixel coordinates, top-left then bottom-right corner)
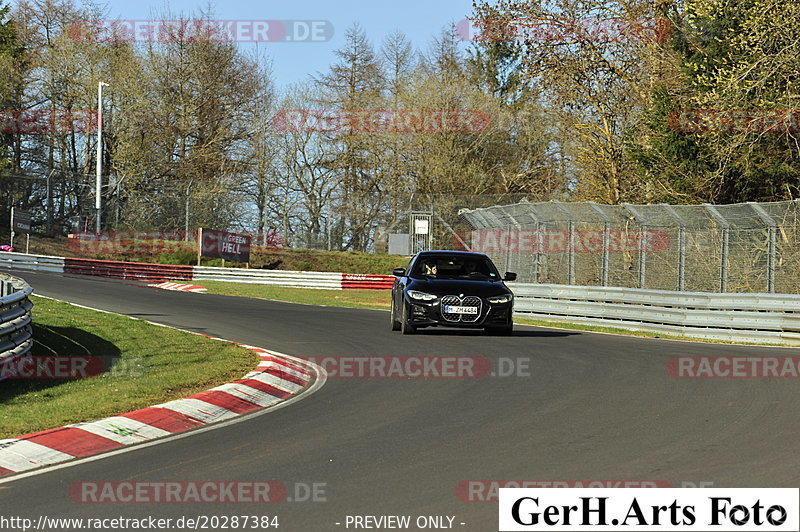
0 296 258 439
199 280 391 310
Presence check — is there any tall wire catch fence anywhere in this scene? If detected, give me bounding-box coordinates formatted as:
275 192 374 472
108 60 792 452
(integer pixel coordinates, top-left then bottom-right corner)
453 199 800 294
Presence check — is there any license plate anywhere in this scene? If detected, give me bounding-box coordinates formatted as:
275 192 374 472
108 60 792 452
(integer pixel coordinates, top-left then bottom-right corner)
444 305 478 315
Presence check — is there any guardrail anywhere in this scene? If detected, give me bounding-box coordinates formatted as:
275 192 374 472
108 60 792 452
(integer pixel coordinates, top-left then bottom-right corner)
193 267 343 289
1 252 798 344
510 283 800 346
0 252 394 290
0 251 64 273
193 268 394 290
0 273 34 378
64 258 193 282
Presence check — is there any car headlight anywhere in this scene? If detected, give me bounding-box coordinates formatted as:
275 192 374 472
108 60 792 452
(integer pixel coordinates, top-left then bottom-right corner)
408 290 437 301
487 294 513 304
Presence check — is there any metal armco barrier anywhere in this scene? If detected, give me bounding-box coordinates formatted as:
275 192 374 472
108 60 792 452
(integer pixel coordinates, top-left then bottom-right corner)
0 251 64 273
64 258 193 282
341 273 394 290
4 252 798 344
0 252 393 290
193 266 342 289
0 273 34 379
510 283 800 346
193 267 394 290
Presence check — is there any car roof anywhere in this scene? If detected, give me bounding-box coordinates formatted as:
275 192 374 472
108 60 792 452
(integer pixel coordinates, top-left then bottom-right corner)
414 250 490 259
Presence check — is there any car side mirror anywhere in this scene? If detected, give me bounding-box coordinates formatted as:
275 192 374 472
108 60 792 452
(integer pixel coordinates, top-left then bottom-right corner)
504 272 517 281
392 268 406 277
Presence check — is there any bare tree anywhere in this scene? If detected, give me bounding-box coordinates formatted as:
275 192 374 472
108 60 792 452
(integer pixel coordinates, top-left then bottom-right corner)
314 23 386 251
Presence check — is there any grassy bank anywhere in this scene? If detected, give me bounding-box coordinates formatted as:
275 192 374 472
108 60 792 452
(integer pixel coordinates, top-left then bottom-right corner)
0 296 258 438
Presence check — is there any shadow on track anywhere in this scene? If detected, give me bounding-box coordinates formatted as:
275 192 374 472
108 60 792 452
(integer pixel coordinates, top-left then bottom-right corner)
407 328 578 338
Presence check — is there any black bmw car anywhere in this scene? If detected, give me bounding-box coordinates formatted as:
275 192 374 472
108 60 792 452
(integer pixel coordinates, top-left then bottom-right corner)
390 251 516 335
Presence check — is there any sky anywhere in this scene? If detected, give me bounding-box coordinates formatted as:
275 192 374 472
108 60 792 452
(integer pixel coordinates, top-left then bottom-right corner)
94 0 477 89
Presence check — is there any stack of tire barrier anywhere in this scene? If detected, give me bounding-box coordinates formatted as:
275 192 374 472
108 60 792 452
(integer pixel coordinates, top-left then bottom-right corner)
0 273 34 381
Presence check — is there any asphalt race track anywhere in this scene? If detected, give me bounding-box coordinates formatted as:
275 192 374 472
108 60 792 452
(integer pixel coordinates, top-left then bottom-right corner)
2 269 799 530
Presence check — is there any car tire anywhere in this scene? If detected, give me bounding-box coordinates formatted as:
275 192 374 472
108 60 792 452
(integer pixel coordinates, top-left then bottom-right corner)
401 303 416 335
390 300 401 331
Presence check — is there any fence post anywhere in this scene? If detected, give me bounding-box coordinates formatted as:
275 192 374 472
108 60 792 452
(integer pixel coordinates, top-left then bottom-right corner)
748 202 777 294
533 222 541 283
622 203 647 289
602 222 610 287
720 228 729 292
551 201 576 285
767 226 776 293
639 225 647 289
703 204 730 293
587 202 611 287
568 220 576 285
505 224 511 274
678 226 686 291
661 204 687 291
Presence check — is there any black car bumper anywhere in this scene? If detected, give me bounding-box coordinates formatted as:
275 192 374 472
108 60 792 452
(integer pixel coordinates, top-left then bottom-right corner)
405 297 512 328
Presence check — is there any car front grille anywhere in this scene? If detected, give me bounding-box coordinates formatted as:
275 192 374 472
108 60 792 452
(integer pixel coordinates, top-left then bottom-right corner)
440 295 482 323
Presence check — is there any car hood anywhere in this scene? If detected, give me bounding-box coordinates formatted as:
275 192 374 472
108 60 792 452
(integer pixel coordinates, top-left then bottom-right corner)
406 278 511 298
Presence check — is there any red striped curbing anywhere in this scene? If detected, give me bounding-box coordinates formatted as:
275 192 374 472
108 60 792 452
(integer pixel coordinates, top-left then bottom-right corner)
148 281 207 293
0 340 319 478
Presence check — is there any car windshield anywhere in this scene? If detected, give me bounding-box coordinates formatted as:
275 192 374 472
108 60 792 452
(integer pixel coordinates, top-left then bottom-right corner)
411 255 499 281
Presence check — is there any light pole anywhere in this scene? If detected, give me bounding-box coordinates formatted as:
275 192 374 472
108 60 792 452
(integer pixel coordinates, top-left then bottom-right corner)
95 81 109 233
184 178 193 241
